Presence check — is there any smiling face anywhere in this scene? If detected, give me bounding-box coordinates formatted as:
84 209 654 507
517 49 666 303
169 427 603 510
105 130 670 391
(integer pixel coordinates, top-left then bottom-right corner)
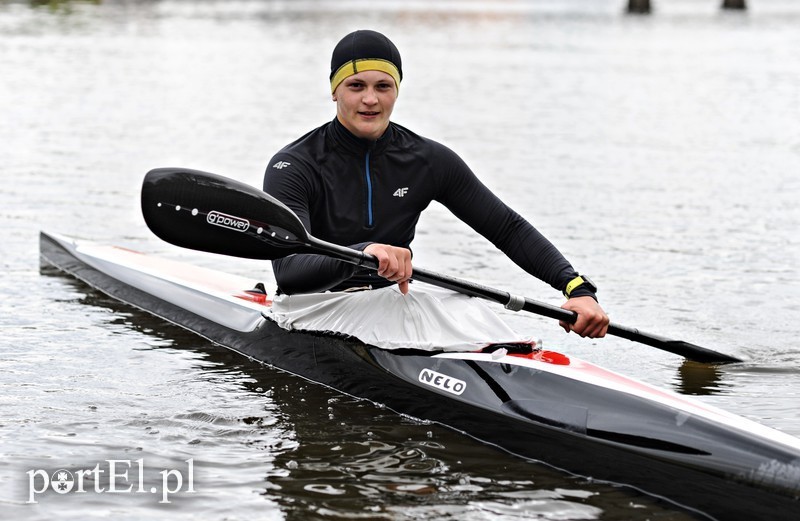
333 70 398 141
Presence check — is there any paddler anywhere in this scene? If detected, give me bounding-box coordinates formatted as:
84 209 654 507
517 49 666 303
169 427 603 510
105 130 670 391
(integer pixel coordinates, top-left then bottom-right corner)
264 30 609 338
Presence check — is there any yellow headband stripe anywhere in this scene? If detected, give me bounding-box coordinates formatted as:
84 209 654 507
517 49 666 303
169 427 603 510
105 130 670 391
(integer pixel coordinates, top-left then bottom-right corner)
330 58 401 93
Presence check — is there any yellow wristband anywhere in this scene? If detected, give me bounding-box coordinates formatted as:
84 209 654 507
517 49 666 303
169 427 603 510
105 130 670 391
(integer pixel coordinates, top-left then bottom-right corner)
564 276 586 298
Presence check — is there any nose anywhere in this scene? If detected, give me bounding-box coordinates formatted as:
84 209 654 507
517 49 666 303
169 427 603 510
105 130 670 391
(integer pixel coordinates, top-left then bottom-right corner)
362 87 378 105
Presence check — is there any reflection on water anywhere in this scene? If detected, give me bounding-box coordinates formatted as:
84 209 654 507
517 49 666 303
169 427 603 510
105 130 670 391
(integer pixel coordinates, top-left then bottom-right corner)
27 0 101 10
674 361 728 396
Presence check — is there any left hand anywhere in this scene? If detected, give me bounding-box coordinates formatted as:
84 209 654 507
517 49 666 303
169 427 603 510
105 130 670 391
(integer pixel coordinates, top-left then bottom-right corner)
559 296 609 338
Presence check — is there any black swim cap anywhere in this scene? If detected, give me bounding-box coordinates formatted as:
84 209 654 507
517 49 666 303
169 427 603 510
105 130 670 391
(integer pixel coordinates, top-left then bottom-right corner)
330 30 402 93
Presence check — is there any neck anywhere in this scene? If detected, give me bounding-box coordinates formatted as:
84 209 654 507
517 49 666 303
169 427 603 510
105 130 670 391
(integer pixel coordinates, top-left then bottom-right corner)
332 117 392 152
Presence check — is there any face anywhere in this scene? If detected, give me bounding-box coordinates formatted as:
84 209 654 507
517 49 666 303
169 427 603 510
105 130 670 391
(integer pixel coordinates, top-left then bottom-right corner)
333 70 398 141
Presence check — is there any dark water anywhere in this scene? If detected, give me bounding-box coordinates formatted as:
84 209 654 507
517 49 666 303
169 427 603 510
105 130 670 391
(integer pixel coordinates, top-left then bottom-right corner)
2 1 799 519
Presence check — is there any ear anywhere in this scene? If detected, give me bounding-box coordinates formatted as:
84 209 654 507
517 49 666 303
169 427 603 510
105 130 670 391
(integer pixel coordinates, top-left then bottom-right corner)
332 95 338 102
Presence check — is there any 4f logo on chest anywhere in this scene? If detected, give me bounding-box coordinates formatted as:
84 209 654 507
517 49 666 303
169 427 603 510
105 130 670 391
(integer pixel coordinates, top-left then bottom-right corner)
393 187 409 198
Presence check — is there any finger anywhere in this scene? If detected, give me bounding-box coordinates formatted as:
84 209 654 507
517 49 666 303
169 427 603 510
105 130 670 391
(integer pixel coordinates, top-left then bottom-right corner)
371 249 389 276
559 320 571 334
402 256 413 282
572 314 589 337
590 313 610 338
583 324 601 338
585 317 609 338
581 319 602 338
593 320 609 338
398 279 409 295
384 254 400 280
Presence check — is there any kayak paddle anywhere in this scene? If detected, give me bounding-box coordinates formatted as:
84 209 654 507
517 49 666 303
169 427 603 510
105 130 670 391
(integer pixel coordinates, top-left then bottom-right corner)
141 167 742 364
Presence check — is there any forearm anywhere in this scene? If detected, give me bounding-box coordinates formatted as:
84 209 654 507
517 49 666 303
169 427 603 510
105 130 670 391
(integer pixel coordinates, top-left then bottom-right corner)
492 214 594 298
272 241 377 294
439 167 594 299
272 254 357 294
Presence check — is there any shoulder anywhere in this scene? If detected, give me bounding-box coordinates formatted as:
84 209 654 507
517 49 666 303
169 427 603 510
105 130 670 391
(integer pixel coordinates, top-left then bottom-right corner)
389 123 463 162
274 122 330 161
266 122 332 176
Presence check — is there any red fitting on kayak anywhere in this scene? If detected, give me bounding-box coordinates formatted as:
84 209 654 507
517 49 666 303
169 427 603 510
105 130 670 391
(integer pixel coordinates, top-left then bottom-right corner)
234 283 271 305
509 350 571 366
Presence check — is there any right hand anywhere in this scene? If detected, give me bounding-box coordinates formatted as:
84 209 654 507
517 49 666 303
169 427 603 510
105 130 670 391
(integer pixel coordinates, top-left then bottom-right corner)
559 296 609 338
364 243 413 294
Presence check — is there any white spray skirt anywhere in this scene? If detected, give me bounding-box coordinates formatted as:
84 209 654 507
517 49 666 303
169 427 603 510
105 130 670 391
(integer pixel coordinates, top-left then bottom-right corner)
267 283 530 351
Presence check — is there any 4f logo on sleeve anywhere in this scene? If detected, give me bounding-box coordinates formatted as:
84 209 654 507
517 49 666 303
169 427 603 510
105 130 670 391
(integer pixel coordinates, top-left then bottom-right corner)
272 161 291 170
393 187 409 197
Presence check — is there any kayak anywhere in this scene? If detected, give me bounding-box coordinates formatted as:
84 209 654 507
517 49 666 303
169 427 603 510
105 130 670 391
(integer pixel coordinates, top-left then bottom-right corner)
39 230 800 520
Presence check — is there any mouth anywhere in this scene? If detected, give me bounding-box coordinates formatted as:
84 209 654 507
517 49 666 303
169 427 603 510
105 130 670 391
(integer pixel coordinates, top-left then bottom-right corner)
359 111 380 117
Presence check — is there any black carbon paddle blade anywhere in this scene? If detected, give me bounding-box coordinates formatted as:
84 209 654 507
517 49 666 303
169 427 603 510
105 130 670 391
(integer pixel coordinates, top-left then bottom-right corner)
606 324 743 364
658 340 743 364
141 167 309 260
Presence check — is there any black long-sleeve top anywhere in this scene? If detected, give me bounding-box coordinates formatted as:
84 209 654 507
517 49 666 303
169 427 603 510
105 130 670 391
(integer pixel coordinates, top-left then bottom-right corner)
263 118 592 298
